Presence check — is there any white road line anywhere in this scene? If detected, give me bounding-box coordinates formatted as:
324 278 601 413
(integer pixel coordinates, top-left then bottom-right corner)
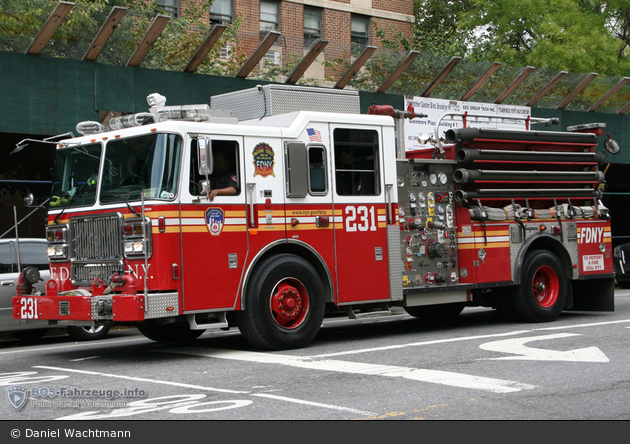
70 356 100 362
161 348 536 394
251 393 376 416
33 364 375 416
0 336 150 356
310 330 532 358
33 365 248 395
534 319 630 331
313 318 630 359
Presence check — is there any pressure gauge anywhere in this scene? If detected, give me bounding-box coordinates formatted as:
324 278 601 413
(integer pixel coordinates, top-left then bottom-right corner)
439 172 448 185
418 192 426 202
429 173 437 185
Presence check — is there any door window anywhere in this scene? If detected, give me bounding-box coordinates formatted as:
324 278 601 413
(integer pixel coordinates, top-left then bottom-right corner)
333 128 380 196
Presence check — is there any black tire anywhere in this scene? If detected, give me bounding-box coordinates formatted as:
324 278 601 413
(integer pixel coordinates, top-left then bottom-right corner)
66 324 110 341
618 281 630 289
11 329 49 342
235 254 325 350
510 249 568 322
404 302 465 321
137 320 205 343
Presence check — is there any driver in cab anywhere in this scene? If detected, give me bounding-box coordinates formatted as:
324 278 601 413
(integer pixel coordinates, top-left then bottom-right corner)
209 149 238 201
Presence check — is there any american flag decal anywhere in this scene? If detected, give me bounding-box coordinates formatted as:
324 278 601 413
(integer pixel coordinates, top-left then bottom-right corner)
307 128 322 142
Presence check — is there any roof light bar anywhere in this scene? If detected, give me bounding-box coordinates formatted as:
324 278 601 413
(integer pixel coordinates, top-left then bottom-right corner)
151 104 212 122
109 113 156 130
76 121 108 136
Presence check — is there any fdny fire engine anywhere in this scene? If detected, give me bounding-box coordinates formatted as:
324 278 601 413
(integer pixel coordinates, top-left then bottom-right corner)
13 85 620 350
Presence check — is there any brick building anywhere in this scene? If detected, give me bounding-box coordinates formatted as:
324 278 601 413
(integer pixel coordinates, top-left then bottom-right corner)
159 0 414 84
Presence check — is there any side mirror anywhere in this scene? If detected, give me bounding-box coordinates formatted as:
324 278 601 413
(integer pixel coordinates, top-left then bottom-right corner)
24 193 35 207
605 136 620 155
198 138 213 175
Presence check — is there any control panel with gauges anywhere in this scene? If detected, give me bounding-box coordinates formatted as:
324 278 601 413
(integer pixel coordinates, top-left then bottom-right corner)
396 159 460 290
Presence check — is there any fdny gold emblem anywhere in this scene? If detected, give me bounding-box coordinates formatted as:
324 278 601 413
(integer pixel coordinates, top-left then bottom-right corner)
252 142 275 177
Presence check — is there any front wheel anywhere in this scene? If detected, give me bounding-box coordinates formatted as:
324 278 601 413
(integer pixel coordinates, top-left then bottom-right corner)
235 254 325 350
511 249 568 322
67 324 110 341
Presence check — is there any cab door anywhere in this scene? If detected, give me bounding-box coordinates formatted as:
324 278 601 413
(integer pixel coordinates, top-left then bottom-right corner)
282 125 336 295
330 125 392 304
181 135 248 312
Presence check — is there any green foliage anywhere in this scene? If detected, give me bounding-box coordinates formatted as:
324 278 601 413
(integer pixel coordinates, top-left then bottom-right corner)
460 0 630 76
0 0 247 76
413 0 474 56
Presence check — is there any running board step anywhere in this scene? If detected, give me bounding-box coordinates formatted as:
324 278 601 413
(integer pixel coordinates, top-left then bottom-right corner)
186 313 229 330
345 305 392 320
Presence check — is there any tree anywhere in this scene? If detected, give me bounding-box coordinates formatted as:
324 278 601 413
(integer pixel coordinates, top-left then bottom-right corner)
413 0 474 56
459 0 630 76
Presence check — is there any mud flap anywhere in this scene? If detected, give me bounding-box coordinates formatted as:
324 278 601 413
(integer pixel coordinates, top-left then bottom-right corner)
568 276 615 312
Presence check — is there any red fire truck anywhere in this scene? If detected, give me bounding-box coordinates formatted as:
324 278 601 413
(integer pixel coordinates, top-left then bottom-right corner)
13 85 620 350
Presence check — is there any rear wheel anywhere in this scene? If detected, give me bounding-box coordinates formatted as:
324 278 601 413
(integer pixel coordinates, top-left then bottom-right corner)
137 320 205 343
235 254 325 350
511 249 567 322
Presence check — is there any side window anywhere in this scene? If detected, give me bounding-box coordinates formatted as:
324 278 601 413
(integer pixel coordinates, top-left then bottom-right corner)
333 128 380 196
18 242 48 271
190 139 240 197
0 243 13 274
308 146 327 195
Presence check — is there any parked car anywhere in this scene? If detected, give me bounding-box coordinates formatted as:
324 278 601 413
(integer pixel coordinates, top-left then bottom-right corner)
0 238 110 341
613 242 630 289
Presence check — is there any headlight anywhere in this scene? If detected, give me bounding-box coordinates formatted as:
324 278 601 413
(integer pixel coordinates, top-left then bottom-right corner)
123 218 152 259
46 225 68 261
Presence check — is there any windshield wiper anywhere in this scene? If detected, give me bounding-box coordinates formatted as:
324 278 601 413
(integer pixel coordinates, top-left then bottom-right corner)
102 191 141 217
52 194 77 224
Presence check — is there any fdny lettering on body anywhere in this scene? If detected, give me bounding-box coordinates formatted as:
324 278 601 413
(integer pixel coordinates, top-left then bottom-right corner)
578 226 605 244
252 142 276 177
206 208 224 235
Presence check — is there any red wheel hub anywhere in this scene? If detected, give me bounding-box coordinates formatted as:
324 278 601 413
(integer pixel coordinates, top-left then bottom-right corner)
532 265 559 308
270 279 309 329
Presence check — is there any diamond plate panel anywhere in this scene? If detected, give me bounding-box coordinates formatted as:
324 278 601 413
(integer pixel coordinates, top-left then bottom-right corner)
145 292 180 319
388 225 404 301
211 84 360 121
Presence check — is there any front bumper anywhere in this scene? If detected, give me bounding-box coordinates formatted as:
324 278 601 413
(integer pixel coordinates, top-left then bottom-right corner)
13 292 180 323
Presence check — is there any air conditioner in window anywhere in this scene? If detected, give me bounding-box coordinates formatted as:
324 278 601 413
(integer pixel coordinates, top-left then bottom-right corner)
263 50 281 66
220 44 233 59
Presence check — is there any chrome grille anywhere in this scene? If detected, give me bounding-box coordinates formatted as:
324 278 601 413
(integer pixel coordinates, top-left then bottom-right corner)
71 214 123 260
70 214 124 284
72 262 124 283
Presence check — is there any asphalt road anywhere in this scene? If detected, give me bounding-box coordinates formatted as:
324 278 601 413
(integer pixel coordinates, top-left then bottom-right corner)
1 291 630 423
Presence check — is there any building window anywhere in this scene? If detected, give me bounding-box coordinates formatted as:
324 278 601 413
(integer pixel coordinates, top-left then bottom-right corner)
304 7 322 49
260 1 280 45
260 1 279 33
210 0 233 26
351 15 370 55
157 0 179 18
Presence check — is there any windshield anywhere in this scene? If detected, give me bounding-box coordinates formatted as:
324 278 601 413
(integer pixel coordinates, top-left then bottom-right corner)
50 143 102 208
49 133 182 209
100 133 182 204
